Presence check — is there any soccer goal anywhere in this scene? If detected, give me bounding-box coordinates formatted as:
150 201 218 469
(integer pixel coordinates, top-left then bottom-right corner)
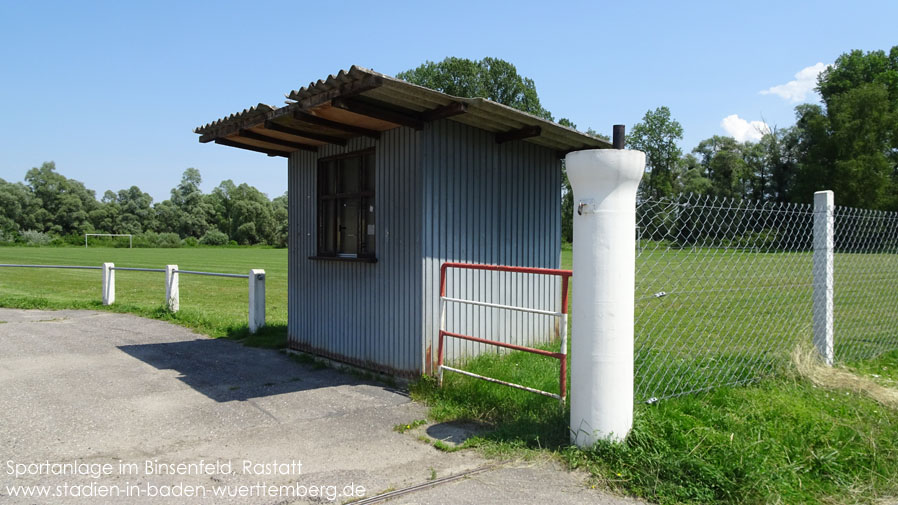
85 233 133 248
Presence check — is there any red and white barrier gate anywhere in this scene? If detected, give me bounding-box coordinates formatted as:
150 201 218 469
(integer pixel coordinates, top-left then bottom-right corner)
437 262 572 404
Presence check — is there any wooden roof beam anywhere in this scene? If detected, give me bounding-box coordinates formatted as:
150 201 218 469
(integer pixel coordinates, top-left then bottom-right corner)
291 111 381 139
263 120 347 146
496 125 542 144
237 130 318 152
422 101 467 122
331 97 425 130
215 138 292 157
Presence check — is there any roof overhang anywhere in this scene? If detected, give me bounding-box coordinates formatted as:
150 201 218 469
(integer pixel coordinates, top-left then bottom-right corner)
194 66 612 158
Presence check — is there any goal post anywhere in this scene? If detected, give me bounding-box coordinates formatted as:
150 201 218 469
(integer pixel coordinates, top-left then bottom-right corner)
85 234 133 248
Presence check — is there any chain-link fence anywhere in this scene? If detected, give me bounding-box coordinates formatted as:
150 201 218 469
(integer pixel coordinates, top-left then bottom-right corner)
634 193 898 401
834 206 898 361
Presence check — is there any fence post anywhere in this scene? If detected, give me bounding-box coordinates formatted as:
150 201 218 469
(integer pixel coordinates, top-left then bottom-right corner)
165 264 179 313
566 138 645 447
813 190 835 365
248 269 265 333
102 262 115 305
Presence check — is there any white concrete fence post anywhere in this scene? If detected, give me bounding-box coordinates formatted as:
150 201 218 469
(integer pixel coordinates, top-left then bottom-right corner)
813 190 835 365
165 264 179 313
249 269 265 334
102 262 115 305
566 146 645 447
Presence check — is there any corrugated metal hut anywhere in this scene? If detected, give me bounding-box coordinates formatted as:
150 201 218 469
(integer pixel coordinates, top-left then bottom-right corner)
195 66 610 378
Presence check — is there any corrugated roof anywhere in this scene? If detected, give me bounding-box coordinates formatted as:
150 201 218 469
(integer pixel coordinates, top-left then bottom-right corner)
195 65 611 155
194 103 275 135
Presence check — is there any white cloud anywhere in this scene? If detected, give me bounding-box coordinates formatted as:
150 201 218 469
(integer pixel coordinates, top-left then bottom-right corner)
721 114 771 142
760 62 831 103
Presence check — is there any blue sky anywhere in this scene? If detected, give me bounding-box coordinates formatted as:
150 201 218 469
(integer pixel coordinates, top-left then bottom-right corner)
1 0 895 203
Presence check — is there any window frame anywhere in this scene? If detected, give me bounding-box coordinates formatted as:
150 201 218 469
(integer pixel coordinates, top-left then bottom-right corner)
311 147 377 262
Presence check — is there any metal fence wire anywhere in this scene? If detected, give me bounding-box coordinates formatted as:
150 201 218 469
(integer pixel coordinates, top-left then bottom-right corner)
633 193 898 401
833 206 898 361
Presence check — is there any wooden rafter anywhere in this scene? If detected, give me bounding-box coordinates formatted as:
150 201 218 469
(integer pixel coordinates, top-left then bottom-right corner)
331 97 425 130
496 125 542 144
291 111 381 139
263 120 348 146
215 138 291 157
422 101 467 122
237 130 318 152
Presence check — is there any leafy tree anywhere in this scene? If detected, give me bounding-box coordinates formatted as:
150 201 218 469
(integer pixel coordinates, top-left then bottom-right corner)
207 179 237 238
229 183 275 244
0 178 39 233
116 186 155 234
153 200 179 234
271 193 288 247
90 190 120 233
692 136 775 200
627 107 684 199
199 229 229 246
397 57 553 120
677 154 711 195
24 162 97 235
169 168 212 238
759 126 799 203
790 46 898 209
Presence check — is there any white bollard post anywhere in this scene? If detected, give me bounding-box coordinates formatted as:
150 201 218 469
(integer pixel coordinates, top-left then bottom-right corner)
813 190 835 365
165 264 179 313
248 269 266 334
102 262 115 305
566 145 645 447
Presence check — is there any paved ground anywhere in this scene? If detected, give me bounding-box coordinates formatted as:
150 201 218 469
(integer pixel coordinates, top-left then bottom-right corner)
0 308 643 504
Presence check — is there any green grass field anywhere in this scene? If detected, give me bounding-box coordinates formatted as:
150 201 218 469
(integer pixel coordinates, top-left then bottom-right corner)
2 244 896 394
0 246 288 345
3 244 898 503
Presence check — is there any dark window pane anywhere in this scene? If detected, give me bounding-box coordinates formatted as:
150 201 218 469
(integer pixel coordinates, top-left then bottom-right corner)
319 200 337 255
362 197 375 255
316 149 375 258
337 199 359 256
339 157 360 194
326 161 338 195
364 153 376 192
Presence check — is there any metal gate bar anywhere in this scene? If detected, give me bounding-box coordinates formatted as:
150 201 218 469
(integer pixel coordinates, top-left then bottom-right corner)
437 262 572 404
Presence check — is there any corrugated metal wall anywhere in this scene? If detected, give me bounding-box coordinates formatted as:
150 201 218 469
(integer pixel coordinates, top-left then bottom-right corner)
287 119 562 377
287 128 423 376
421 119 562 373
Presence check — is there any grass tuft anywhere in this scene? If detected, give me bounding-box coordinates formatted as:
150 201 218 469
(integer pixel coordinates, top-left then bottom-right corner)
414 344 898 504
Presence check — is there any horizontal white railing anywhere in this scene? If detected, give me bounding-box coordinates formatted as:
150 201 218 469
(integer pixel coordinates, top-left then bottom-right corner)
0 262 265 333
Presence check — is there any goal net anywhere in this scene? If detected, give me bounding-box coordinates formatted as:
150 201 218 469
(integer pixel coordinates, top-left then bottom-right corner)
84 233 133 248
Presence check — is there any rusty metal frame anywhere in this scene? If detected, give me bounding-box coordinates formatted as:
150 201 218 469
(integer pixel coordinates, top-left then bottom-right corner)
437 262 572 404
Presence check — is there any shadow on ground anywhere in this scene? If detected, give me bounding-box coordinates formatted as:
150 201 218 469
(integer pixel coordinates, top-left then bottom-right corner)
118 336 384 402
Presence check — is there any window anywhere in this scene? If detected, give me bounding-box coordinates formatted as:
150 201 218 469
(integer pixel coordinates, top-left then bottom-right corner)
316 148 376 259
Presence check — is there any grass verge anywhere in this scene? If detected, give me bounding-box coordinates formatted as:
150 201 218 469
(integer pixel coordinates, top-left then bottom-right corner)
0 247 288 348
412 346 898 504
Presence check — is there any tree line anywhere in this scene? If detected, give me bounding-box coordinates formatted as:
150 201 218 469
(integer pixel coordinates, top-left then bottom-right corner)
397 50 898 243
4 49 894 246
628 46 898 209
0 164 287 247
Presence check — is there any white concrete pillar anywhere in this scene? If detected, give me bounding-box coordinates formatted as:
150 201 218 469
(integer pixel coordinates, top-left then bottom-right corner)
813 190 835 365
249 269 266 334
165 264 179 313
102 262 115 305
566 148 645 447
